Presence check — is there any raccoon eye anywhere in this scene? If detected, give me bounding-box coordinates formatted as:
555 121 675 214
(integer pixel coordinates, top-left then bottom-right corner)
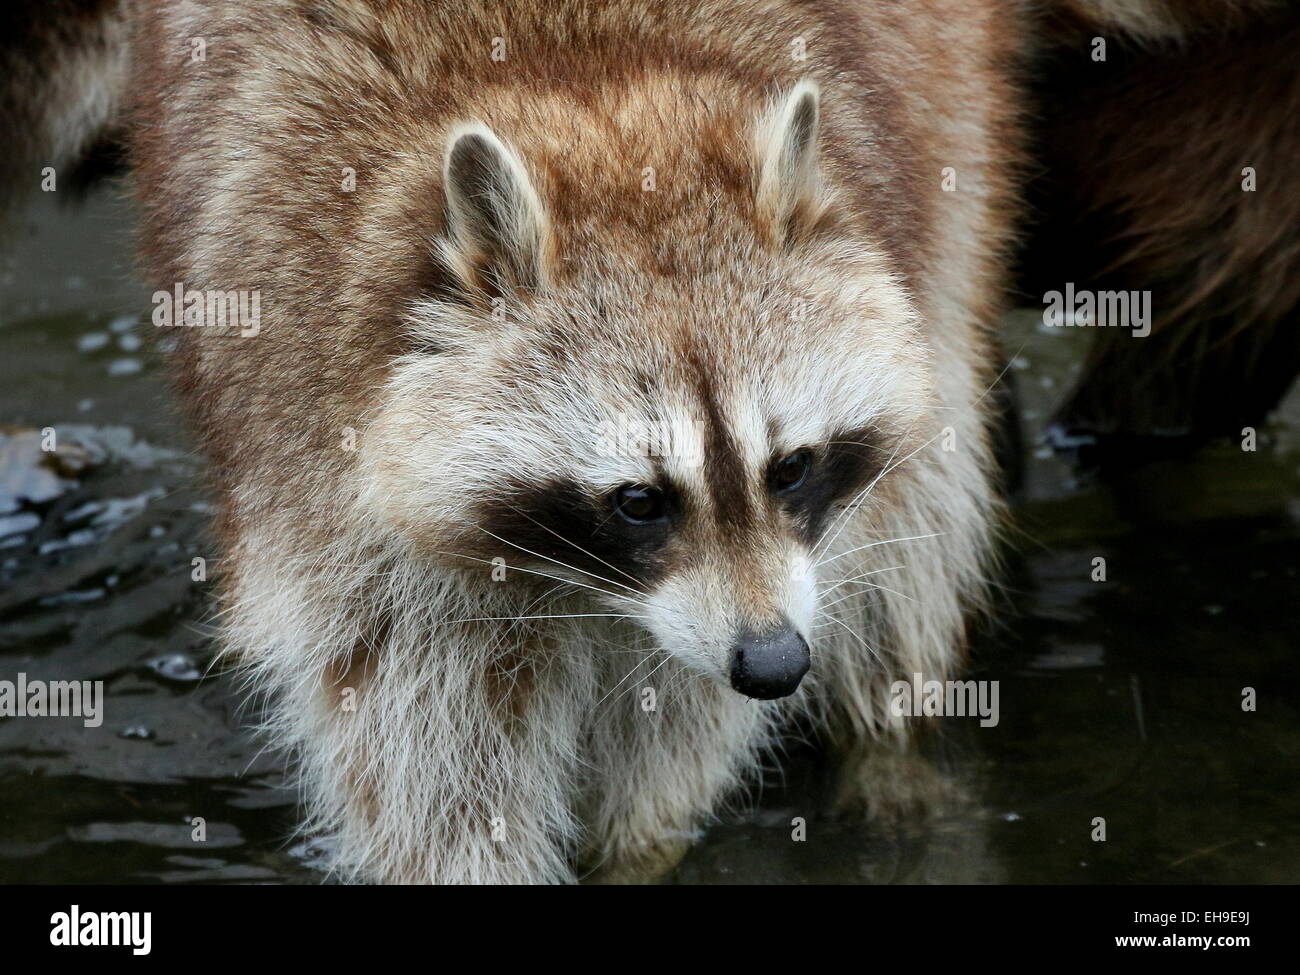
612 484 667 524
770 451 811 493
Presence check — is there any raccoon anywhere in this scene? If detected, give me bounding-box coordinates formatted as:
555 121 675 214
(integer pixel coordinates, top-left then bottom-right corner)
120 0 1024 883
1025 0 1300 462
4 0 1291 883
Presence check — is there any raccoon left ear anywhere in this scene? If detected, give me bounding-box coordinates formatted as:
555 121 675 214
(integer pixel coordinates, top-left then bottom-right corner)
754 79 828 247
440 122 553 295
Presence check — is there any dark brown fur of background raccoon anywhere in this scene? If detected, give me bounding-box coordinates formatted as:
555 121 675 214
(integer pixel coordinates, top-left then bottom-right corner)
1021 1 1300 464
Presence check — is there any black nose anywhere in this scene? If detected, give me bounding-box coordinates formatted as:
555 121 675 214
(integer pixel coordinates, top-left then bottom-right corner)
729 625 810 700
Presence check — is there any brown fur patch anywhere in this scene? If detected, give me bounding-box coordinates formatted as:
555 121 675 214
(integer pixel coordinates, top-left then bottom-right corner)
1023 7 1300 444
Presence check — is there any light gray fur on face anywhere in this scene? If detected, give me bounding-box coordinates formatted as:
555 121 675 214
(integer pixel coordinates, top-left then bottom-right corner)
363 242 932 627
360 91 938 690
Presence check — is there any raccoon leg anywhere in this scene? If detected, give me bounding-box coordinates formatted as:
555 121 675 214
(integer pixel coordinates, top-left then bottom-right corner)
809 487 991 824
817 665 963 824
1023 9 1300 463
294 640 595 885
580 831 693 885
229 566 600 885
576 664 774 883
827 732 963 824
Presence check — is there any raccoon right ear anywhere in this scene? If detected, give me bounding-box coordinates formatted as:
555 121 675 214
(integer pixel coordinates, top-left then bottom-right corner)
754 79 828 247
440 123 552 295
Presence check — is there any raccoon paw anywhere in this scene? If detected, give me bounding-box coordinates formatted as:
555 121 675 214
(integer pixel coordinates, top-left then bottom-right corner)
579 831 697 885
828 743 964 824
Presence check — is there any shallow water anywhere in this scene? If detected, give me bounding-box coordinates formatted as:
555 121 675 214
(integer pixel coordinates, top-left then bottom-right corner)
1 187 1296 884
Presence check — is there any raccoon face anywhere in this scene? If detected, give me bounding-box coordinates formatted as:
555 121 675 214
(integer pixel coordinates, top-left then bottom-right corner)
360 81 936 699
470 400 907 696
585 439 889 700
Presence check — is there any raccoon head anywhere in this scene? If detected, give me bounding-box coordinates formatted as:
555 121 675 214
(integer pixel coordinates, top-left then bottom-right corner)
361 80 937 701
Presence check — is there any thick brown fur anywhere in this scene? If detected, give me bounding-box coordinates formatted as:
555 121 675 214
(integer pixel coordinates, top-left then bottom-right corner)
120 0 1024 882
1023 1 1300 456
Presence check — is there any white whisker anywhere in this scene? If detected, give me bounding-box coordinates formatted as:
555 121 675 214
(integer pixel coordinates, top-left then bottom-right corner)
814 530 945 569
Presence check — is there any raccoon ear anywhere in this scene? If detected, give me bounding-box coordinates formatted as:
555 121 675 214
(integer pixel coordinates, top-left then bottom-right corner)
440 123 552 295
754 79 827 247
